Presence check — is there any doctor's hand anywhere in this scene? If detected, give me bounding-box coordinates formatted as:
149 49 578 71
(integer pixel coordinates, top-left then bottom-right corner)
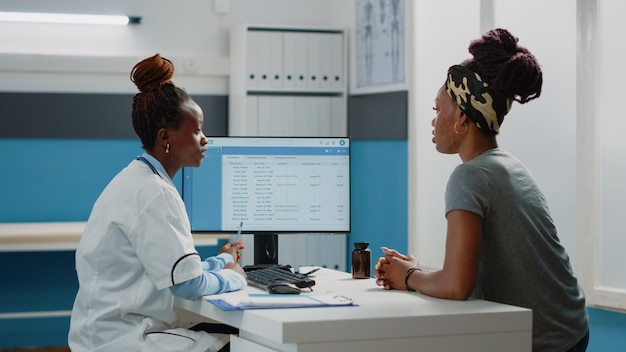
219 242 244 263
225 261 247 279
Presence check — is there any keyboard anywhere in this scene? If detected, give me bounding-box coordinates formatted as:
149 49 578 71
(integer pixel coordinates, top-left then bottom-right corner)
244 265 316 291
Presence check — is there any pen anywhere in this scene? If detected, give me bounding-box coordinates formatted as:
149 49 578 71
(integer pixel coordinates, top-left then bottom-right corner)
236 221 243 243
301 267 320 277
236 222 244 259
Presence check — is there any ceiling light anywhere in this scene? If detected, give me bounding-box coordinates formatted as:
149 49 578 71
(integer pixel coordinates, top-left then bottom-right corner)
0 11 141 26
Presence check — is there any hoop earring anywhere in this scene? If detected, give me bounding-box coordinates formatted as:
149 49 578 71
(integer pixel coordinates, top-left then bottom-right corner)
454 122 468 135
165 143 170 154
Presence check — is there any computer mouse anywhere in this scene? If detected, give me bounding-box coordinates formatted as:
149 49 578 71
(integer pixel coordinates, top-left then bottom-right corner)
267 282 301 294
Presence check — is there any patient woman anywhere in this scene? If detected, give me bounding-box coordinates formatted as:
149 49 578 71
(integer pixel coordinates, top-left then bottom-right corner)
374 29 589 352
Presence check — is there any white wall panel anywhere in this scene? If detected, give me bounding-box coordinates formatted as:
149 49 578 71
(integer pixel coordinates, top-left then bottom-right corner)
410 0 481 267
492 0 577 269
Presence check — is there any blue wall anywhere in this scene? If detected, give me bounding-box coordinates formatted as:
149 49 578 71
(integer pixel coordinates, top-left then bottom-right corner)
2 139 140 222
0 137 408 348
1 138 187 222
348 140 408 262
0 250 76 347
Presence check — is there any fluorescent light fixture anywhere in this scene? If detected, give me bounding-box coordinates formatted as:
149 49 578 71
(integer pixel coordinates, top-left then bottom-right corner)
0 11 141 26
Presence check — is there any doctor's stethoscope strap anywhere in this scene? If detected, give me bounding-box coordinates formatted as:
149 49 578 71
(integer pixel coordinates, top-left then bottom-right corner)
136 156 161 178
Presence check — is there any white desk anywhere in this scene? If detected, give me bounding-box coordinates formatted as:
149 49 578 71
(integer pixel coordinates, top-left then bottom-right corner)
175 267 532 352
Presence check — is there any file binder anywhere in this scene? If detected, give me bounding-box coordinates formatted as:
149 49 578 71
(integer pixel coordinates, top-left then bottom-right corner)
329 33 344 90
306 32 322 90
268 31 283 89
254 30 272 89
282 31 308 90
246 30 262 88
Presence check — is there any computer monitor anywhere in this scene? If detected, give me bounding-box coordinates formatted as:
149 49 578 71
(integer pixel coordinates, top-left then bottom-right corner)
182 136 351 264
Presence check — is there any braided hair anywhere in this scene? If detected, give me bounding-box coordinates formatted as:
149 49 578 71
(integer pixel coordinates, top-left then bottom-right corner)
130 54 191 151
462 28 542 104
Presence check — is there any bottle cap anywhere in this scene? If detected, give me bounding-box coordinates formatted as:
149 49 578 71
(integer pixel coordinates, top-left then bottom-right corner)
354 242 369 250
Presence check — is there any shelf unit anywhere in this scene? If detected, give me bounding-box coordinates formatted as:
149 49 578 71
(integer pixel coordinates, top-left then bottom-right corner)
0 222 221 252
229 24 348 271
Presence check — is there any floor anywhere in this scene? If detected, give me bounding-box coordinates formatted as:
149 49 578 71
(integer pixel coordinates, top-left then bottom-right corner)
0 348 70 352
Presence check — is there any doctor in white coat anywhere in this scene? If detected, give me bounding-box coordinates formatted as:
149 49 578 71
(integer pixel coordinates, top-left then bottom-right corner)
68 54 247 352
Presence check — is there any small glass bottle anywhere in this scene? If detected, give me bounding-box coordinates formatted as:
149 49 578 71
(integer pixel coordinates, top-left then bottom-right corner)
352 242 371 279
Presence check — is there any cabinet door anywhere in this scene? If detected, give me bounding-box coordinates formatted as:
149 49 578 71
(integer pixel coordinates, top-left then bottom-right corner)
231 335 279 352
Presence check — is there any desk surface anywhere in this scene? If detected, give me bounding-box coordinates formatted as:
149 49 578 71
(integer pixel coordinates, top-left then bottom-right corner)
175 267 532 351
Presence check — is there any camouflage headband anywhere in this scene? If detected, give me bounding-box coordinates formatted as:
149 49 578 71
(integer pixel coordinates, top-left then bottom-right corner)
445 65 512 134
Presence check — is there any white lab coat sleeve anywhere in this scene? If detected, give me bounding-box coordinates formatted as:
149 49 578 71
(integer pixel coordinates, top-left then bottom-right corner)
129 184 202 290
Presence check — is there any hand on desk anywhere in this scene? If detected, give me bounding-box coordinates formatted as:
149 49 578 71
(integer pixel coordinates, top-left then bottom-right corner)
374 247 420 290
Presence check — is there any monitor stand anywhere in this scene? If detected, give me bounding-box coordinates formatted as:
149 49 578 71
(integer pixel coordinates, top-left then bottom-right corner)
253 233 279 265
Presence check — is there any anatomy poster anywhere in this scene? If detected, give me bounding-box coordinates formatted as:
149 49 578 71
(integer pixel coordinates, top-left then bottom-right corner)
354 0 406 91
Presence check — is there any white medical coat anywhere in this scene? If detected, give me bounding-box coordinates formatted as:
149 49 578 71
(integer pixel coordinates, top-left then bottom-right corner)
69 159 225 351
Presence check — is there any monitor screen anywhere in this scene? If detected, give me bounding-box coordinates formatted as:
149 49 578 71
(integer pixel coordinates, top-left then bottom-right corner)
182 136 351 234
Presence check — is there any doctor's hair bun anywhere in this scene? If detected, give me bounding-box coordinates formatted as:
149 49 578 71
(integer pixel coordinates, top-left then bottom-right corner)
130 53 175 93
462 28 542 104
130 53 191 152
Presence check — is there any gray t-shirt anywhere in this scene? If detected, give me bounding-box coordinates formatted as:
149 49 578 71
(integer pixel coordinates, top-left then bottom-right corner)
445 148 588 352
